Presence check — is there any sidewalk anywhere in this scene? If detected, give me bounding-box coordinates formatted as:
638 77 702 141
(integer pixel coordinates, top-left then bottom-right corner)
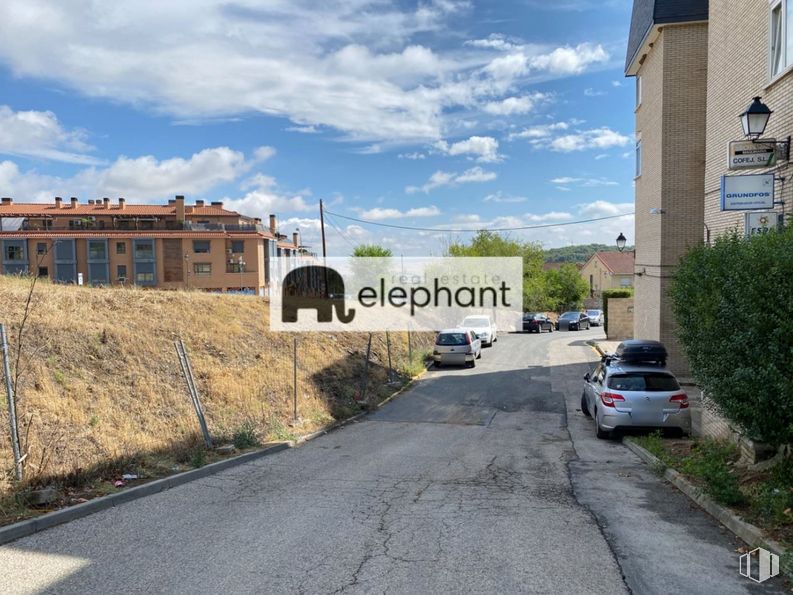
549 334 786 594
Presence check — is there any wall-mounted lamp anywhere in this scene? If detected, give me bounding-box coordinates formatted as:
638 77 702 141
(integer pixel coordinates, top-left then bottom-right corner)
740 96 772 139
616 233 627 252
649 208 666 215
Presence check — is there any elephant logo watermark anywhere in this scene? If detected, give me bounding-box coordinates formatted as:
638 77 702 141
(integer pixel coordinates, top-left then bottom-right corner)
281 265 355 324
271 256 523 332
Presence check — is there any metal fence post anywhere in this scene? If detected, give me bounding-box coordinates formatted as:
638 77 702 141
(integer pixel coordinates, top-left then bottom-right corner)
386 331 394 383
293 337 298 423
175 339 213 448
1 324 22 481
360 333 373 405
407 327 413 364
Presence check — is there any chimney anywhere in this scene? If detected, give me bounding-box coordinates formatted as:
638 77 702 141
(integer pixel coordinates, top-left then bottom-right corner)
118 197 126 210
254 217 262 224
195 199 205 208
1 197 12 206
168 199 176 205
292 230 300 248
103 197 110 209
88 199 95 205
70 197 78 209
269 214 277 234
211 201 223 207
175 195 185 222
55 196 63 209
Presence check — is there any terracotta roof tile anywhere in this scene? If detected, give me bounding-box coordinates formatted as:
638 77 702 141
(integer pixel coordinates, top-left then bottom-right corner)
0 202 241 217
594 251 635 275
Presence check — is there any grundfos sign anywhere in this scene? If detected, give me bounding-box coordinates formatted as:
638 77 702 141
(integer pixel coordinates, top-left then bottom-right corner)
720 173 774 211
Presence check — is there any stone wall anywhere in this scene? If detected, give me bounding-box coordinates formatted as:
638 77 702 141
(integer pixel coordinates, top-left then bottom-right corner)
606 297 634 341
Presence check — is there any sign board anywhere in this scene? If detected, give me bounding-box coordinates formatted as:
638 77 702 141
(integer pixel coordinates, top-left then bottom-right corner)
728 140 777 170
745 211 782 237
77 272 84 286
720 174 775 211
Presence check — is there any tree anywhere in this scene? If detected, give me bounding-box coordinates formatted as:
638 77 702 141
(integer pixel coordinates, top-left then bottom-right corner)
545 264 589 311
448 231 548 310
353 244 392 257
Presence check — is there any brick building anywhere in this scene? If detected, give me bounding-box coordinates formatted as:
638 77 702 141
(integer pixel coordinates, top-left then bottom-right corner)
579 251 635 298
0 195 309 295
625 0 709 377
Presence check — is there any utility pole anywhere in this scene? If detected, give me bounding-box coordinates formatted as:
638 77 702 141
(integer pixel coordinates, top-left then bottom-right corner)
319 199 329 297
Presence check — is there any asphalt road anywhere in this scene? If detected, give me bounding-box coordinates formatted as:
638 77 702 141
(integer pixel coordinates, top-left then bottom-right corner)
0 330 786 594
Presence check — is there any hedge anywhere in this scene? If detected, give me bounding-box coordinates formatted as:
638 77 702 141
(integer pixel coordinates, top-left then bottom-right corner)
602 287 634 337
670 226 793 446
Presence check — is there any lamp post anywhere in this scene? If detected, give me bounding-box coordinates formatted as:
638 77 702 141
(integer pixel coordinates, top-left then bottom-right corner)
238 255 246 292
184 253 190 290
616 233 627 253
740 96 772 140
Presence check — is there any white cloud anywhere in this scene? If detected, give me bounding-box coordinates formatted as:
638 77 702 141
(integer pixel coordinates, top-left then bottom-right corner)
550 127 630 152
482 93 547 115
611 80 623 87
0 146 269 201
0 105 99 165
406 166 496 193
507 121 571 141
286 125 321 134
584 88 605 97
578 200 634 218
359 205 441 220
435 135 501 162
483 191 527 203
551 176 618 187
398 152 426 160
529 43 609 75
0 3 612 143
224 175 314 216
465 35 521 51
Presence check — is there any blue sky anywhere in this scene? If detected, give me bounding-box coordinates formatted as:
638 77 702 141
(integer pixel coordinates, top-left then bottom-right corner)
0 0 636 256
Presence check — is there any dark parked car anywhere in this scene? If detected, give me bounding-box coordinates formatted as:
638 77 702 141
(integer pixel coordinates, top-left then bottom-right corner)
523 313 554 333
556 311 590 331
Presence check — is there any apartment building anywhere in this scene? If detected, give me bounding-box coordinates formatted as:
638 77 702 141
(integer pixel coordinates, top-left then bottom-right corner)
579 251 635 298
702 1 792 236
625 0 709 377
0 195 307 295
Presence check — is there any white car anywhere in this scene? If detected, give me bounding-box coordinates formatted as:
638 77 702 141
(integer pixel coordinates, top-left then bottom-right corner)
433 328 482 368
587 309 605 326
460 315 497 346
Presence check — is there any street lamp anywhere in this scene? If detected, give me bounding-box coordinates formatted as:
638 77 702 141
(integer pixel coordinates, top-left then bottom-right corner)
616 233 627 252
740 96 772 139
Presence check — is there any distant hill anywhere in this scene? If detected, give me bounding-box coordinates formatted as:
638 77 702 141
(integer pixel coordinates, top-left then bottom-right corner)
543 243 633 264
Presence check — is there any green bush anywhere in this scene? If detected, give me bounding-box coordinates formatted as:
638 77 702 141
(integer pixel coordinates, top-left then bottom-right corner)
671 226 793 446
602 287 633 336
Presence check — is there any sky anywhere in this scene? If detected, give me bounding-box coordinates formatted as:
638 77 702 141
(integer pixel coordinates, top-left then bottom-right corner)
0 0 636 256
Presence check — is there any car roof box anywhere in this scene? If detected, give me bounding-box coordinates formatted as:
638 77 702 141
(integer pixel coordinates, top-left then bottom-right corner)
613 340 667 365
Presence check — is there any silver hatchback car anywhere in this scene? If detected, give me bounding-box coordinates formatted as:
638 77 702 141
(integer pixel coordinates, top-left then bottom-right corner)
433 328 482 368
581 361 690 439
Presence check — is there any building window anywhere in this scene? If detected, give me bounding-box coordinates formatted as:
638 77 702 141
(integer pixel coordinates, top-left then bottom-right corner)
88 240 107 261
193 263 212 276
620 277 632 287
770 0 793 77
231 240 245 254
134 241 154 260
635 139 642 177
193 240 210 254
36 243 47 255
117 265 127 280
116 242 126 255
136 272 155 283
635 75 642 108
5 245 24 261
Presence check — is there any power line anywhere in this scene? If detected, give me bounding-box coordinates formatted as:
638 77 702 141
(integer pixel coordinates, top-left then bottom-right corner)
323 212 359 250
324 209 634 233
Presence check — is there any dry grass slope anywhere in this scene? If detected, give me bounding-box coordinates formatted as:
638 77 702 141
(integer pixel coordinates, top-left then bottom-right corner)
0 276 432 507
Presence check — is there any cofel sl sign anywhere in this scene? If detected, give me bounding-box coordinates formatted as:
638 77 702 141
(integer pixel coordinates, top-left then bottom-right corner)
720 174 775 211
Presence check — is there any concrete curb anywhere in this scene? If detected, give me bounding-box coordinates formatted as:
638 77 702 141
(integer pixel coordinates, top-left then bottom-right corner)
624 438 792 579
0 442 290 547
295 361 431 446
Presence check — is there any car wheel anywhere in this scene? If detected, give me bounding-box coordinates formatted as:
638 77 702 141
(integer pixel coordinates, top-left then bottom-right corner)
477 350 482 359
595 414 611 439
435 361 442 369
468 358 476 368
581 393 590 417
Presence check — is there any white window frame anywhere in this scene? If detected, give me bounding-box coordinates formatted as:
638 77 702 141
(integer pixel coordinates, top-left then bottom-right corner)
770 0 788 80
635 138 642 178
635 75 642 109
